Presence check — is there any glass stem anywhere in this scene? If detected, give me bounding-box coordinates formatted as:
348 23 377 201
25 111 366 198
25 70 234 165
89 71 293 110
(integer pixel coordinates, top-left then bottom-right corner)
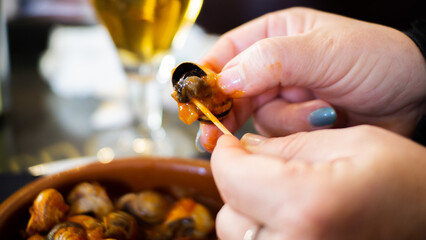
126 64 163 136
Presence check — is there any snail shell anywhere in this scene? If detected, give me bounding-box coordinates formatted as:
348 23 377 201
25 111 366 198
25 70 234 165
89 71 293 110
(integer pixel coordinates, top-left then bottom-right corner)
67 182 114 219
117 190 170 224
103 211 139 240
26 188 69 236
47 222 87 240
66 215 105 240
171 62 233 123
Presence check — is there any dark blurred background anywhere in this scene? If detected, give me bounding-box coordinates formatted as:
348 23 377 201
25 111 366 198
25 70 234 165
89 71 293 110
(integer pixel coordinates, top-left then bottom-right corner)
6 0 426 59
4 0 425 81
198 0 424 34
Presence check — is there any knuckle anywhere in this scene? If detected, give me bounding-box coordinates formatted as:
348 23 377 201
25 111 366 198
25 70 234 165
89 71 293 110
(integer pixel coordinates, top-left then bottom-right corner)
350 125 383 141
269 132 309 160
252 38 277 59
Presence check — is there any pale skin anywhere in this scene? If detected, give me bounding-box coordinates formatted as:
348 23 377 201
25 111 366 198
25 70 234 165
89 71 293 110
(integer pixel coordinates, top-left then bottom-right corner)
212 126 426 239
194 7 426 240
197 7 426 151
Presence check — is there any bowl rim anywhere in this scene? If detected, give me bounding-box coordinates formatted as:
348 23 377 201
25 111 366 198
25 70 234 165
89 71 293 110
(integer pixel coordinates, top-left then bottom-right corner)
0 156 216 232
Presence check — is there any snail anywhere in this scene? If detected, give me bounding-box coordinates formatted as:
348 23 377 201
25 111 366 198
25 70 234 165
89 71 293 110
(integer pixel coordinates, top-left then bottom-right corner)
66 215 105 240
117 190 170 224
144 198 214 239
24 184 217 240
164 198 214 239
47 222 87 240
26 188 69 236
171 62 233 125
67 182 114 219
103 211 139 240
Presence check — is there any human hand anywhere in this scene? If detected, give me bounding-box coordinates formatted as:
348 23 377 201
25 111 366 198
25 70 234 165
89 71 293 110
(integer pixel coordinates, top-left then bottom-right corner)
211 125 426 239
197 7 426 151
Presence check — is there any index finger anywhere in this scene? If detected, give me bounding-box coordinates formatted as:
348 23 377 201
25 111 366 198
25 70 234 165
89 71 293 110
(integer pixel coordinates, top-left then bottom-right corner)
199 7 315 72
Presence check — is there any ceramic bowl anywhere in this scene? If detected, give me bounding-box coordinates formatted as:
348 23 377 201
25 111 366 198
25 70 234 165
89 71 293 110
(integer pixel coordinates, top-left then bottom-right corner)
0 156 222 239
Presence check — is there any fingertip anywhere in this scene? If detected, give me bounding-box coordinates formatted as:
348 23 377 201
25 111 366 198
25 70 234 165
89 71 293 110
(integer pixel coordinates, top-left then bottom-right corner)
199 123 222 152
309 107 337 127
198 58 223 74
199 112 242 152
240 133 267 148
215 204 259 240
216 133 240 147
218 67 245 95
212 134 247 159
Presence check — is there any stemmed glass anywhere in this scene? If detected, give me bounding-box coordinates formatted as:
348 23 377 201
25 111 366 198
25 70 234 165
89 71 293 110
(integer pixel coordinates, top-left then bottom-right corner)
89 0 203 156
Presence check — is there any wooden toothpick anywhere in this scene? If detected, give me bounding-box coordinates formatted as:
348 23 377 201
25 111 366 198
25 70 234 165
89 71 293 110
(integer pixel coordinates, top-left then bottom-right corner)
191 98 233 136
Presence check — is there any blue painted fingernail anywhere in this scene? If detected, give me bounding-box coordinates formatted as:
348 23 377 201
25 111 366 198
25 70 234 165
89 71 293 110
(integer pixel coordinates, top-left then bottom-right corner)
309 107 337 127
195 128 206 153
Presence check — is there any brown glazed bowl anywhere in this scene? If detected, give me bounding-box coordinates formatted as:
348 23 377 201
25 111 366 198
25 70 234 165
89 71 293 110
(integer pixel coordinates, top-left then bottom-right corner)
0 156 222 239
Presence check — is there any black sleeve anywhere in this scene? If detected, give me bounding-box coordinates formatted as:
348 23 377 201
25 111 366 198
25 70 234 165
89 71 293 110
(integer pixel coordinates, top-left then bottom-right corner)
404 19 426 146
404 19 426 60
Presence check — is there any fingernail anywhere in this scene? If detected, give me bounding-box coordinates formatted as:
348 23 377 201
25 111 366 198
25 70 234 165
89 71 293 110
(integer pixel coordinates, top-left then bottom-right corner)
219 67 244 93
309 107 337 127
240 133 267 148
195 128 206 153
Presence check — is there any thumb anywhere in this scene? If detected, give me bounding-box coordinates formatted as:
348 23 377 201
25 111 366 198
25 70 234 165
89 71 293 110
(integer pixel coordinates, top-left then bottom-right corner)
240 127 369 163
218 35 340 97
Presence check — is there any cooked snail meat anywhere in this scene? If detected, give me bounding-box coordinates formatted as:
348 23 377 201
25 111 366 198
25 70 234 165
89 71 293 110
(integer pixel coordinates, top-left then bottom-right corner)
171 62 233 125
164 198 214 239
26 188 69 236
175 76 212 103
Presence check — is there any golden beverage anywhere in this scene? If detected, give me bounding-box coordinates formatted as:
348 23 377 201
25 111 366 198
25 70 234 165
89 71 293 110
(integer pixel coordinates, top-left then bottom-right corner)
91 0 203 66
